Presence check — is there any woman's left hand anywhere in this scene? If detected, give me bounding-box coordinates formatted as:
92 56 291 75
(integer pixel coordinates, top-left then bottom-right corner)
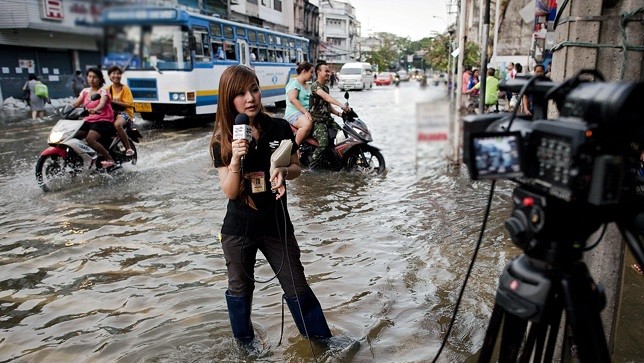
270 167 287 199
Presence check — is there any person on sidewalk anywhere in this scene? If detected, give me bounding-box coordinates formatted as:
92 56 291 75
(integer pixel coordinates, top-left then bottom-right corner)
23 74 46 120
107 66 135 157
210 65 332 345
466 68 500 113
71 69 87 98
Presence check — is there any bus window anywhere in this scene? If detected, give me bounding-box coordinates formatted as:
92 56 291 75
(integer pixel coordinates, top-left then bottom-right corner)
250 47 258 61
248 31 257 43
213 41 226 60
268 49 275 62
258 47 268 62
223 25 234 39
235 27 246 38
192 27 210 62
258 33 266 44
225 43 237 60
276 50 284 63
289 48 296 63
210 23 222 38
268 34 274 44
142 25 191 70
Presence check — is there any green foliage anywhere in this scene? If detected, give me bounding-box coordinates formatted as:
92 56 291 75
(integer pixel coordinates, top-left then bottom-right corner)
359 31 480 74
365 32 403 71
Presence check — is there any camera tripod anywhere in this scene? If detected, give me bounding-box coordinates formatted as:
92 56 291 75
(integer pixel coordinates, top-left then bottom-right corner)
477 186 644 362
478 253 609 362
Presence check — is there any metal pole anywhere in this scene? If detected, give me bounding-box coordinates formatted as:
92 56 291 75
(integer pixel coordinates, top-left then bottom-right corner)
492 0 500 61
478 0 491 112
453 0 468 163
447 38 452 100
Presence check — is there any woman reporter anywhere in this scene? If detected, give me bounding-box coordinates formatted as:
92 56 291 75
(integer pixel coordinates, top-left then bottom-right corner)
210 65 332 344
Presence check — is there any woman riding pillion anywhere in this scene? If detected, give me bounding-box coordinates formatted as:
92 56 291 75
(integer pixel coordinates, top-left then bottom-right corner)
71 67 116 168
210 65 332 344
107 66 135 157
284 61 314 146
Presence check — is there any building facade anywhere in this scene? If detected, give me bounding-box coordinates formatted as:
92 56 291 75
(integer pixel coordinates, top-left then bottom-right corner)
0 0 320 101
317 0 359 64
293 0 320 61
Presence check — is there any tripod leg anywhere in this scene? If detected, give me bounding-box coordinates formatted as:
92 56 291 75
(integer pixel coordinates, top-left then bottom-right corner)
561 263 610 362
478 304 505 362
499 313 528 362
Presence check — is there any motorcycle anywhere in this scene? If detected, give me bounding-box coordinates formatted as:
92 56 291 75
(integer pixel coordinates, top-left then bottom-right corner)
394 75 400 87
35 94 142 192
293 92 385 175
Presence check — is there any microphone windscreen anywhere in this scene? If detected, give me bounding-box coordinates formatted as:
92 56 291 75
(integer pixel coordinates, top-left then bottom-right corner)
235 113 250 125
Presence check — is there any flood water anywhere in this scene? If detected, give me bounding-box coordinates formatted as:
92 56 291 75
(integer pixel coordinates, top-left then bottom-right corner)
0 82 640 362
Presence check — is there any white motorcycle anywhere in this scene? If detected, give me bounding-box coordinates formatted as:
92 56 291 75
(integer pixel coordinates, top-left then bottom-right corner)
35 95 142 192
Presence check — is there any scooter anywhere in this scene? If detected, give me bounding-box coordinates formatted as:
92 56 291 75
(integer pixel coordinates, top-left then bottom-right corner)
35 94 142 192
294 92 385 175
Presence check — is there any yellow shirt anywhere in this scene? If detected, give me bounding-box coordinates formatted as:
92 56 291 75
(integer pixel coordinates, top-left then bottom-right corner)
108 84 134 120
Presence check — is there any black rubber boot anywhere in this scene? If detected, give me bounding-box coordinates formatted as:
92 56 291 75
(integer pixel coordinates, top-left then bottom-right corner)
284 290 332 339
225 290 254 344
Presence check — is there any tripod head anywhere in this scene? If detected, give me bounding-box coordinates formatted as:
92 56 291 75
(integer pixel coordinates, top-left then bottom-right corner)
505 185 644 269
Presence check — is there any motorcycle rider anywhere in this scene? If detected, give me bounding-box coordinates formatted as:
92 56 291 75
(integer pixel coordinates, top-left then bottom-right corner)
71 67 116 168
309 62 350 166
107 65 135 157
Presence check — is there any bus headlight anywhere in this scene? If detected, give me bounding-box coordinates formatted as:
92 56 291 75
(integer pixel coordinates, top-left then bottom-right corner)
169 92 187 101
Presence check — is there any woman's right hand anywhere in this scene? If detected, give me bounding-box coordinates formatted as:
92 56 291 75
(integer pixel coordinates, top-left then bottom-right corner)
231 139 249 163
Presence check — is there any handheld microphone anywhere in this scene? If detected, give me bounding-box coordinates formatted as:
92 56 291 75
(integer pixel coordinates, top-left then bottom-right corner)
233 113 252 162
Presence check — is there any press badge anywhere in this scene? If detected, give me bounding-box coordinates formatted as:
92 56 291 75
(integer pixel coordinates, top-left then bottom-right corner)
248 172 266 193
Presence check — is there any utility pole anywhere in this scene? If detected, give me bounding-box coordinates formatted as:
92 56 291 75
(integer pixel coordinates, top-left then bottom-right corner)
453 0 468 163
478 0 490 112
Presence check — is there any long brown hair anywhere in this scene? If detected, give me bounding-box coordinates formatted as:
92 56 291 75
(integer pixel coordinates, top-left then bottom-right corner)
210 65 265 164
210 65 265 208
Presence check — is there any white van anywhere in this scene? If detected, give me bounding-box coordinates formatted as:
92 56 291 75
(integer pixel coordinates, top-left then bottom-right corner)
337 62 374 91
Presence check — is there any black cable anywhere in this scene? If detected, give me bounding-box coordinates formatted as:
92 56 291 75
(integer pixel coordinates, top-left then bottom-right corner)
581 224 608 251
275 196 319 362
239 176 285 284
431 180 496 363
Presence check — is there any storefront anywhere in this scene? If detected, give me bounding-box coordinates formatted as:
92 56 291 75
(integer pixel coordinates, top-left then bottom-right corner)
0 0 104 100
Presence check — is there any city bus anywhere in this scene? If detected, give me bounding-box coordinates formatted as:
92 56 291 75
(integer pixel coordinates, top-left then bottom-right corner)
101 7 310 122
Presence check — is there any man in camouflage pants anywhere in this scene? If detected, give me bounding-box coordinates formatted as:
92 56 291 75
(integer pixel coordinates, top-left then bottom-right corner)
309 62 350 165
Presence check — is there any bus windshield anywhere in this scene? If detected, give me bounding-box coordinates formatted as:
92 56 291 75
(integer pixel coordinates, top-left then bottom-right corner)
104 25 192 70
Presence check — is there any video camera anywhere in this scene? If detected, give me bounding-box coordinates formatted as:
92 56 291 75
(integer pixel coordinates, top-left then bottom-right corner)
464 70 642 205
462 70 643 260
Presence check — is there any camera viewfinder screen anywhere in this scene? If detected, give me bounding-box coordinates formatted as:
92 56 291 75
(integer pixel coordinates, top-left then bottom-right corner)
472 132 523 179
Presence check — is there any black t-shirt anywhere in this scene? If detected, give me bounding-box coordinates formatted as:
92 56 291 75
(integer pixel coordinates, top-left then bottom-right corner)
212 114 299 237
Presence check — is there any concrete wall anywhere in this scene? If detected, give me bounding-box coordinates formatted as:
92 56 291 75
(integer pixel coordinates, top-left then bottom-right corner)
551 0 643 82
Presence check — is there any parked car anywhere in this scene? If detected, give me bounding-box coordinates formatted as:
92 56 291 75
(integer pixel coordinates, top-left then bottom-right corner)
375 72 395 86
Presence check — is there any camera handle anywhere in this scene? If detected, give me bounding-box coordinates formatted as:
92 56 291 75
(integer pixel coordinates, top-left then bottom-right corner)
478 254 610 362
